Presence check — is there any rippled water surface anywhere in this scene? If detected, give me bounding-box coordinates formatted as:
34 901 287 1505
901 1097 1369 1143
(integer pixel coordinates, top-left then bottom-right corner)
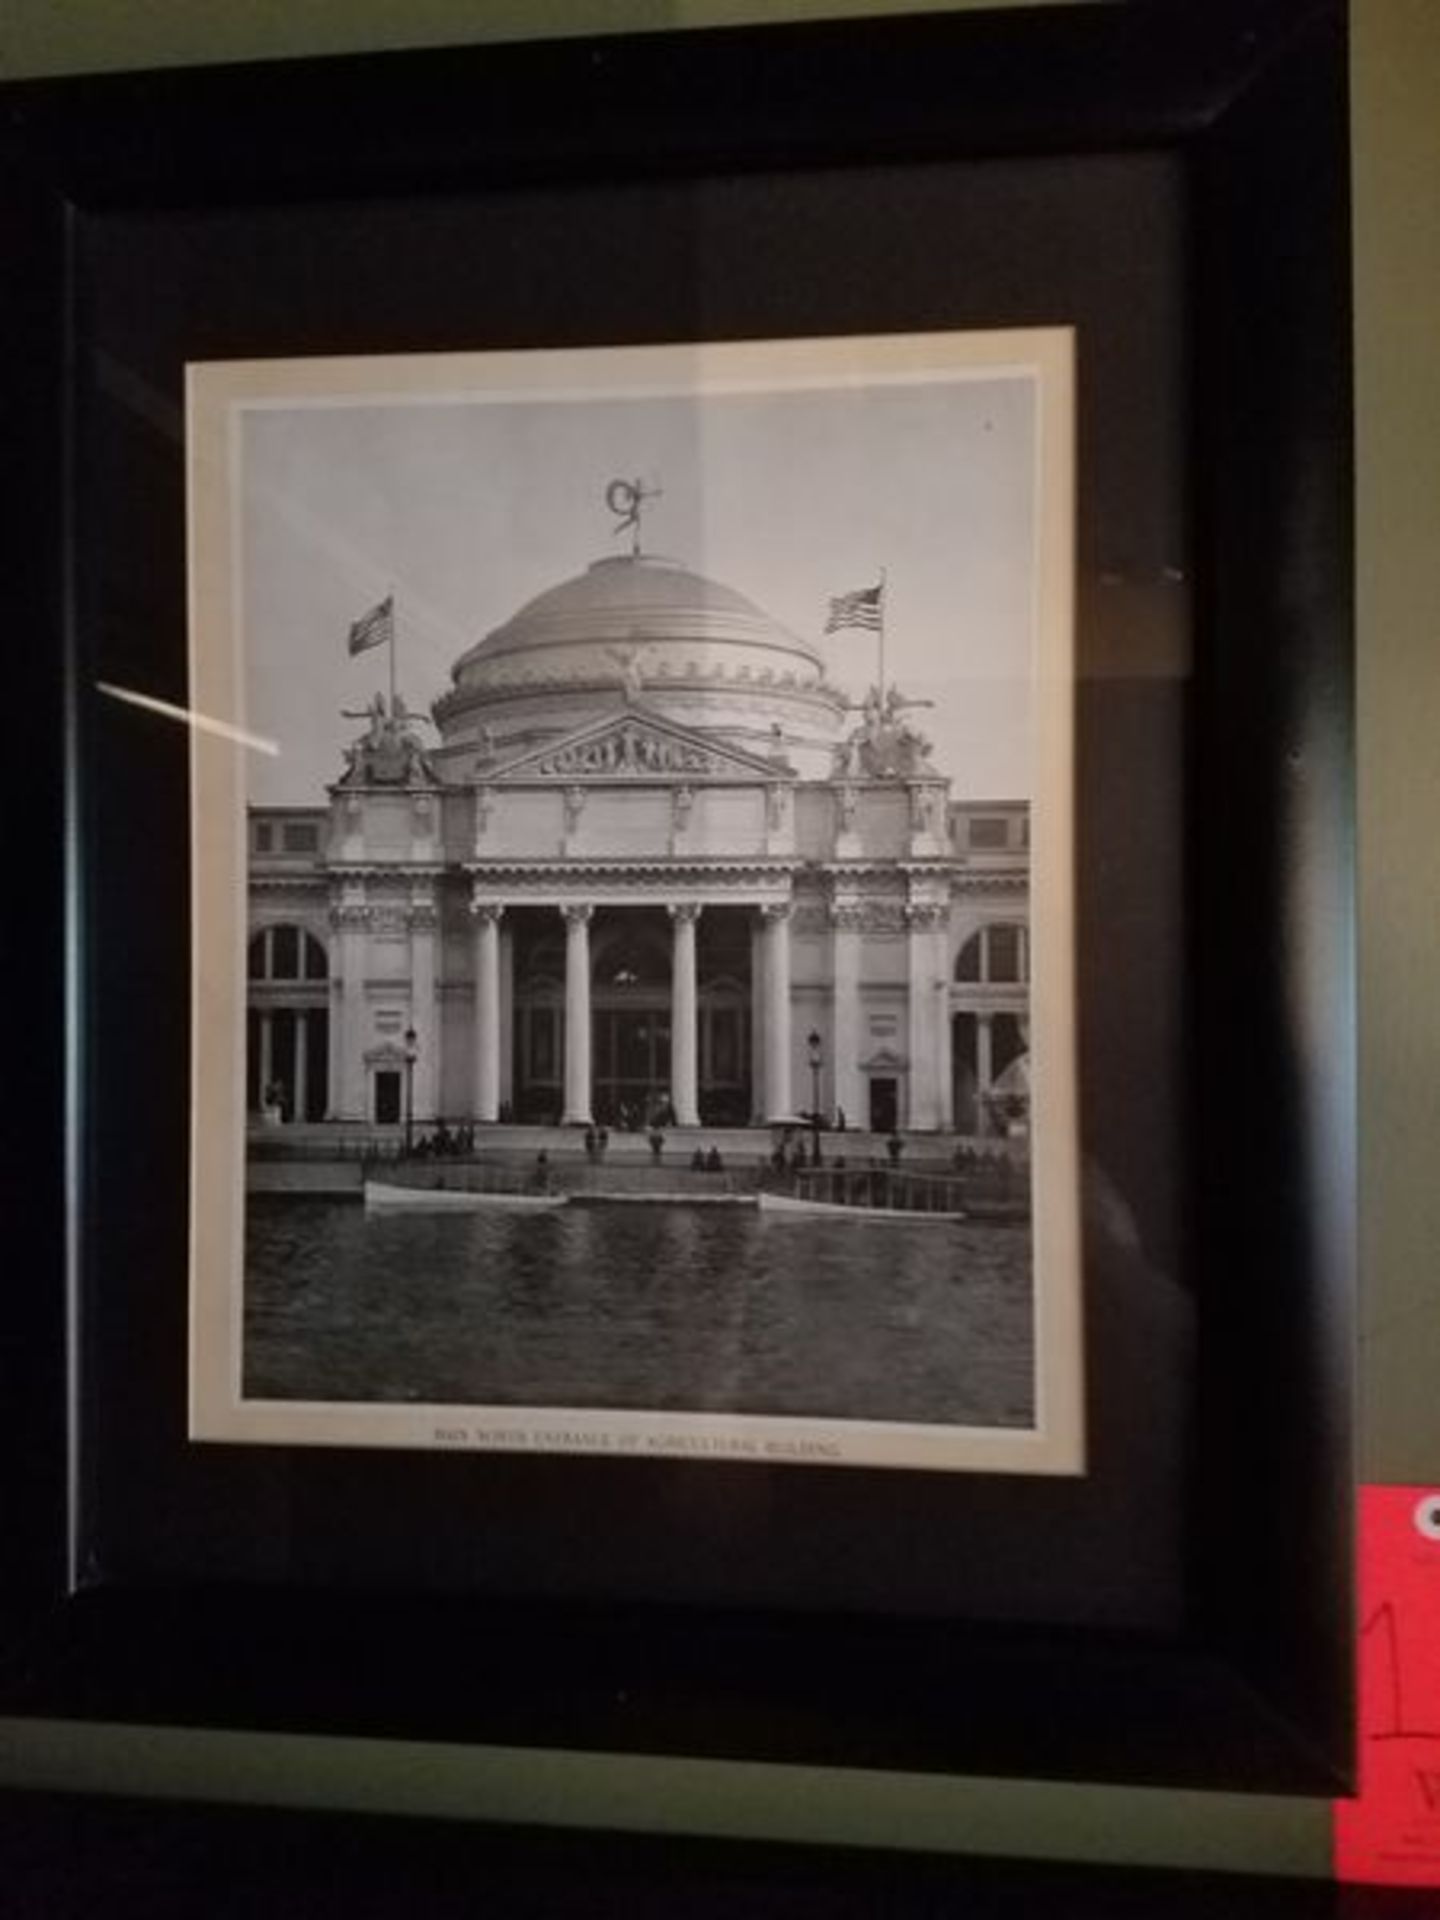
245 1201 1034 1427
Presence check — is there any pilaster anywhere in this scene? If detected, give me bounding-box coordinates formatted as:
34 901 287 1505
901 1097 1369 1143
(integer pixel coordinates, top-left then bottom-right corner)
829 897 865 1130
331 889 370 1121
408 885 439 1124
905 898 950 1130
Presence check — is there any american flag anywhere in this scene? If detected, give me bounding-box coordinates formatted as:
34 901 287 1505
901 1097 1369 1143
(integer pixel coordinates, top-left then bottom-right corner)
347 595 394 656
823 584 883 634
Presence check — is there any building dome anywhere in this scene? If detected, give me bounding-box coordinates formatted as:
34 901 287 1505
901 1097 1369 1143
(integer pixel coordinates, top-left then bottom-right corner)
433 552 846 778
451 553 824 687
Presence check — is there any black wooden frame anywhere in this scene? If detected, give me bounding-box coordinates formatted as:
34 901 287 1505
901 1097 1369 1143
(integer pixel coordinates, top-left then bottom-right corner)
1 0 1355 1798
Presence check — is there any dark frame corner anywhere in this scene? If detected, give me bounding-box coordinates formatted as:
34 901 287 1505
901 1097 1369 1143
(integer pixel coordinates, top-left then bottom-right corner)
1 0 1355 1802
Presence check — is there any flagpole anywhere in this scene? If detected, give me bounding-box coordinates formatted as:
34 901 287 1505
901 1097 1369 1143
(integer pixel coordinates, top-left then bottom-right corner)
877 569 887 702
388 592 396 714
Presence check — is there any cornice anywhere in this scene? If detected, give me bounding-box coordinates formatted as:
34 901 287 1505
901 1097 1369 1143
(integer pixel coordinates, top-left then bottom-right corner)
434 672 849 720
465 858 803 885
324 863 448 881
819 859 966 881
951 872 1028 896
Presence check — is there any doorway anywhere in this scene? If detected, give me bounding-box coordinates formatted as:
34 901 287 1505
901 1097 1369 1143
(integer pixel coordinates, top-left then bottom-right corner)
592 1005 672 1127
374 1070 401 1125
868 1077 898 1133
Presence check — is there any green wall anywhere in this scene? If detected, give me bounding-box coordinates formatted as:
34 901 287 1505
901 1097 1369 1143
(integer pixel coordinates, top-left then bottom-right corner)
0 0 1080 78
3 0 1437 1880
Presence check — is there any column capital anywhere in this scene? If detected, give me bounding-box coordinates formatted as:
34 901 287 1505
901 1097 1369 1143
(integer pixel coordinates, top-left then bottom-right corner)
668 902 703 926
561 902 594 928
904 901 950 932
468 899 505 926
760 901 792 926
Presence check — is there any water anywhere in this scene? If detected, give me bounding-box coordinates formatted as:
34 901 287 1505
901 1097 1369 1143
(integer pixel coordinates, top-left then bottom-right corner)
245 1200 1034 1427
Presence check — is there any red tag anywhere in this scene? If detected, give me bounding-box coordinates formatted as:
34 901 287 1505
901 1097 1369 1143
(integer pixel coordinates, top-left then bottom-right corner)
1334 1485 1440 1884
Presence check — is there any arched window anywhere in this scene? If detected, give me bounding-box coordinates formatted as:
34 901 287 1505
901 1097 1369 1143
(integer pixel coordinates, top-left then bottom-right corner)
595 928 669 989
248 926 328 982
954 922 1029 985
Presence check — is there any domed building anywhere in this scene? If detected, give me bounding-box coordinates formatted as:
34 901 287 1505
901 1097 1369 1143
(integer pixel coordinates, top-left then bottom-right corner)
434 552 847 781
246 537 1030 1139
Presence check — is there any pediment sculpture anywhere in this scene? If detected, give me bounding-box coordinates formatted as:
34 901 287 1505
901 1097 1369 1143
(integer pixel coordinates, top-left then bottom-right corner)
500 711 785 783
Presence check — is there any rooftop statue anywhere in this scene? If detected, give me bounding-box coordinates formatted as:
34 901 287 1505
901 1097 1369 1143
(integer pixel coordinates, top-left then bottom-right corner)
339 690 438 787
833 683 937 779
606 475 662 558
606 643 647 704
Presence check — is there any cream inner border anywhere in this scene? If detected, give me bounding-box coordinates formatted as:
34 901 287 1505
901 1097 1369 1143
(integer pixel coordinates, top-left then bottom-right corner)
186 329 1082 1475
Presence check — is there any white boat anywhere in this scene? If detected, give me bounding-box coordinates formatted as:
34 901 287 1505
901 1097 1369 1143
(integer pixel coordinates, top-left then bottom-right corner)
758 1190 965 1222
364 1180 565 1212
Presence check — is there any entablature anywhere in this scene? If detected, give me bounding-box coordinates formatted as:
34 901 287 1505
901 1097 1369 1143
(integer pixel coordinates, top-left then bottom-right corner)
465 858 801 910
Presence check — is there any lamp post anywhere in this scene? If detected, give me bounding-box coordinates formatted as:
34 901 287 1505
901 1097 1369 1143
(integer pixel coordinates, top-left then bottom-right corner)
403 1024 417 1157
806 1028 823 1169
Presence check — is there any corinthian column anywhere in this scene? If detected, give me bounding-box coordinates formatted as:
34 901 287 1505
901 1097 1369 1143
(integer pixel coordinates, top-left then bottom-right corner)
669 904 701 1127
762 902 793 1121
471 902 504 1123
562 903 594 1126
258 1011 274 1105
976 1010 995 1138
293 1011 309 1124
499 918 514 1110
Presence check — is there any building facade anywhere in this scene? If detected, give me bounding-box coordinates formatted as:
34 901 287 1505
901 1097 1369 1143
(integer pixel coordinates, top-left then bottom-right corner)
247 545 1030 1135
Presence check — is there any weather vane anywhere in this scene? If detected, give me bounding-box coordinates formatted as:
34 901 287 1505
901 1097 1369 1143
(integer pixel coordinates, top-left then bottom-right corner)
606 476 662 557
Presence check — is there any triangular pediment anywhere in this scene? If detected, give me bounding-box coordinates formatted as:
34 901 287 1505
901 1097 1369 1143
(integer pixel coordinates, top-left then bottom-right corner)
490 704 793 783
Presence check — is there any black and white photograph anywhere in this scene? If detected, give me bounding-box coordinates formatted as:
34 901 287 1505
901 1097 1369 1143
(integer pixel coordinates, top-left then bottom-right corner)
186 330 1081 1473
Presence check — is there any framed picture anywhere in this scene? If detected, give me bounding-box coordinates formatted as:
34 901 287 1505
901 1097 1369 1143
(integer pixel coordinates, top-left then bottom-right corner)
186 327 1081 1477
3 0 1355 1796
